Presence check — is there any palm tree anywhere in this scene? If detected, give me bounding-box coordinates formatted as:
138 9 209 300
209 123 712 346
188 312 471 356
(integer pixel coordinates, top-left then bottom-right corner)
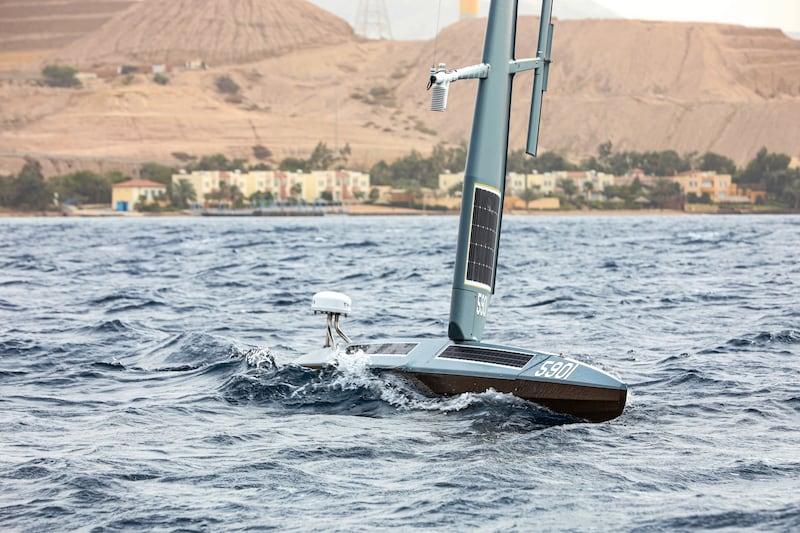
520 186 540 210
169 179 196 208
558 178 578 202
784 175 800 210
230 185 245 208
583 181 594 200
290 183 303 205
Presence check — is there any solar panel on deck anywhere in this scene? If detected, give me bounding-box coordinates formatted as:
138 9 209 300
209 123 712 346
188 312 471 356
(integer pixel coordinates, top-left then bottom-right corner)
466 186 500 288
438 345 533 368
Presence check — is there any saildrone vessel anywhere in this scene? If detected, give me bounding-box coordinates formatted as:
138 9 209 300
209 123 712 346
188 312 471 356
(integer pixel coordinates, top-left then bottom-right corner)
298 0 627 422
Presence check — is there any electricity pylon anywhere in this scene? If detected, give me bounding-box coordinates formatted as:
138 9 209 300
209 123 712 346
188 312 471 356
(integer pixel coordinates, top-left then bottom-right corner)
354 0 393 40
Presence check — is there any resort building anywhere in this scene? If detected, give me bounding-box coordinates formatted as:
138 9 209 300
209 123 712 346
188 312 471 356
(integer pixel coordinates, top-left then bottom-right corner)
171 169 370 207
442 171 613 199
439 172 464 196
111 179 167 211
666 171 750 203
507 172 561 197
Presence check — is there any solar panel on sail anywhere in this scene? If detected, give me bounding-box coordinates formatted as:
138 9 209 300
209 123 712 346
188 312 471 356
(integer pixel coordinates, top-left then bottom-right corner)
466 186 501 289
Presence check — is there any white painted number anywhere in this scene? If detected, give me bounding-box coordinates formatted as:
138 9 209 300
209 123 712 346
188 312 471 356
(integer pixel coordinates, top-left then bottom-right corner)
476 293 489 317
534 360 579 380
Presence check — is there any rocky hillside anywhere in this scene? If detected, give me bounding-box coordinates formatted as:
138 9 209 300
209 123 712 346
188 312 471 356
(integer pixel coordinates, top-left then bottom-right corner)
417 17 800 162
0 0 137 54
45 0 355 68
0 3 798 176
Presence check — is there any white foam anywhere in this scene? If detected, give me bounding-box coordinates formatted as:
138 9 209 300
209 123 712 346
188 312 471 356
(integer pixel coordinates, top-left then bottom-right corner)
241 346 276 370
330 347 524 413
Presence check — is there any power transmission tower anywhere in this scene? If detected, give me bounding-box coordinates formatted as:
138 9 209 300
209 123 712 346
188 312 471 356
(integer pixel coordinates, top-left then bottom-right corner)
354 0 393 40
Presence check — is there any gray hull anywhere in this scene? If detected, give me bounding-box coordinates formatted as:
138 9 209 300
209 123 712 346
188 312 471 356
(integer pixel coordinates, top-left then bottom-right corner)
296 340 627 423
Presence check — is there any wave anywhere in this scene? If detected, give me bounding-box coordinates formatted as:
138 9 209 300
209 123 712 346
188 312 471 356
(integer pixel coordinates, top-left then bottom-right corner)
638 505 800 532
220 348 579 431
341 240 380 248
698 329 800 355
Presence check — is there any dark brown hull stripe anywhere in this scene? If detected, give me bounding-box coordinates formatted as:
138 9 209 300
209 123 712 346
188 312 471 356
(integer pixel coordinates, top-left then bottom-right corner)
405 372 627 423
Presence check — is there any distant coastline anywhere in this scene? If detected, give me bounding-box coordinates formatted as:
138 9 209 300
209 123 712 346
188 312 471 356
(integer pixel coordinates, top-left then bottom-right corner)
2 205 796 218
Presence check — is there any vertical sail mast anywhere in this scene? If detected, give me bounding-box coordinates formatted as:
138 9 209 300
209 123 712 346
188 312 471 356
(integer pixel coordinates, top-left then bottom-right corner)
438 0 554 341
303 0 627 423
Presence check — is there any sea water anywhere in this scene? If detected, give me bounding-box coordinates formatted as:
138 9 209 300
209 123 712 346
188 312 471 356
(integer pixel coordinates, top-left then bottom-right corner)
1 215 798 531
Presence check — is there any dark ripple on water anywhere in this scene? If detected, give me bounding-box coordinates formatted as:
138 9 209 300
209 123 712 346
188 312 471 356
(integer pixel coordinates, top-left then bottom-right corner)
1 215 799 531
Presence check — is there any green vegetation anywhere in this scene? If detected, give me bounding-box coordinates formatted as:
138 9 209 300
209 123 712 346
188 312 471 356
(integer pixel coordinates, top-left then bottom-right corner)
573 143 799 209
41 64 81 88
519 186 541 210
698 152 737 175
153 73 169 85
648 178 683 209
0 161 188 212
278 157 309 173
49 170 120 204
205 180 244 208
369 86 391 100
579 142 692 176
215 75 240 95
736 147 800 209
368 188 380 204
351 86 396 107
307 142 336 170
601 179 645 209
687 192 712 205
186 154 248 172
508 149 577 173
171 152 197 163
252 145 273 161
413 121 437 136
369 142 467 190
369 151 438 189
139 163 176 185
169 179 197 209
174 144 352 175
278 142 352 172
2 143 797 212
1 161 51 210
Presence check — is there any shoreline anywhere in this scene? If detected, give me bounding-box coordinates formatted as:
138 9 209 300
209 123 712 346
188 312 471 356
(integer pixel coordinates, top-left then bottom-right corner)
1 206 796 218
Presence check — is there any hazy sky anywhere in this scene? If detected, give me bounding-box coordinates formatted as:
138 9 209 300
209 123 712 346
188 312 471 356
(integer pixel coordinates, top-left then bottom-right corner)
309 0 800 39
594 0 799 33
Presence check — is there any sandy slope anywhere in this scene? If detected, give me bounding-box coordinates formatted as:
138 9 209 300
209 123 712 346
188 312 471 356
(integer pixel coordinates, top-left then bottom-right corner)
0 3 798 176
45 0 355 67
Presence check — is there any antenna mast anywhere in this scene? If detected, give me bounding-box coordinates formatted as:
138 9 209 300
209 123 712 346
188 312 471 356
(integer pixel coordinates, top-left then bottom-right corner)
355 0 393 40
428 0 554 341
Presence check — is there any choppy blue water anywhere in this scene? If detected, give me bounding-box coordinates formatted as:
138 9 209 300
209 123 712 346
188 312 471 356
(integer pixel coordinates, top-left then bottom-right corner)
1 214 798 532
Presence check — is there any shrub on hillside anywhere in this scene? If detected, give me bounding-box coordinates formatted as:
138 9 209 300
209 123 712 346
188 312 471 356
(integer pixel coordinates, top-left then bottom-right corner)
42 65 81 88
253 145 273 161
215 75 240 95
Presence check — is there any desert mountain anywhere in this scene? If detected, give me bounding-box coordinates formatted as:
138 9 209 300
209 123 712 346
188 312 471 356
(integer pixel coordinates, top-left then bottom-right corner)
45 0 355 68
0 0 137 54
416 16 800 163
307 0 621 40
1 5 799 177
